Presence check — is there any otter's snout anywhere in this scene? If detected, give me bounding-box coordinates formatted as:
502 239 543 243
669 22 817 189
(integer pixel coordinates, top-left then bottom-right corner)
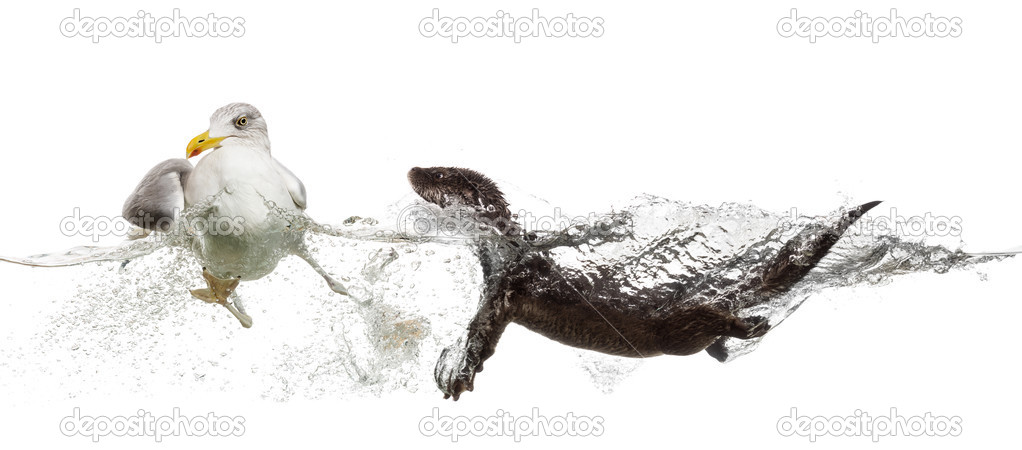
407 167 435 201
407 167 426 188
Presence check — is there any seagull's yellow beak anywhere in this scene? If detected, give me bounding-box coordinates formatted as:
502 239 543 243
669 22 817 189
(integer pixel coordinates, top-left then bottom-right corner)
186 130 228 159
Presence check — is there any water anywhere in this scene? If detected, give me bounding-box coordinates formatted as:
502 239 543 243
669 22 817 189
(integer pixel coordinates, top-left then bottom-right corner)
0 194 1009 399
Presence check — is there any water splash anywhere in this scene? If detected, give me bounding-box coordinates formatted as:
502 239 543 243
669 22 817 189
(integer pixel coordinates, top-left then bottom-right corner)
0 194 1010 400
422 194 1008 389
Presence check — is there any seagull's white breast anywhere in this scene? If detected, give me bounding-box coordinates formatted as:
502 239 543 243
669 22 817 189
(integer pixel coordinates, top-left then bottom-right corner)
183 144 302 280
185 145 296 214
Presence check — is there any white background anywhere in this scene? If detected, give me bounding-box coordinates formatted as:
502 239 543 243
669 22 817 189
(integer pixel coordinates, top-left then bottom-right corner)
0 1 1019 449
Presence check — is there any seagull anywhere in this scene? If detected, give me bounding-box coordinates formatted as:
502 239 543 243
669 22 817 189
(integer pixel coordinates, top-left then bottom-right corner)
121 103 350 327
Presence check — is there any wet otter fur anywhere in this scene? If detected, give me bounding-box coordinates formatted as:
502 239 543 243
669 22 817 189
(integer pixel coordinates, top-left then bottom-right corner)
408 166 879 400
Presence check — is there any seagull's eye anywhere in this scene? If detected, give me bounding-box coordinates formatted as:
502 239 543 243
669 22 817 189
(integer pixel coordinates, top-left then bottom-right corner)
235 116 248 127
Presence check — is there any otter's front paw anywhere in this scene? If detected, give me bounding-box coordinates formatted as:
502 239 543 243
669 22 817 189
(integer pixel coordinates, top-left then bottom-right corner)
434 342 478 401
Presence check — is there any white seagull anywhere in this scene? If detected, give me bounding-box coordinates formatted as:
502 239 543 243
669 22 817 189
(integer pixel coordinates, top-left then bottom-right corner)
122 103 349 327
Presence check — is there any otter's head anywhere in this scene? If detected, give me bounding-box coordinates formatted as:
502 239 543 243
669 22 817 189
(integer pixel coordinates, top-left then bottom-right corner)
407 166 517 234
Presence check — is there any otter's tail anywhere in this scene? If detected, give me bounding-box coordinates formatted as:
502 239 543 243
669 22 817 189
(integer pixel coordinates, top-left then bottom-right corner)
964 250 1022 257
759 201 881 294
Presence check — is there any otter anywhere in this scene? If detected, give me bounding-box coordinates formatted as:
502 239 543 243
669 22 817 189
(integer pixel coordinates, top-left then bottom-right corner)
407 166 879 400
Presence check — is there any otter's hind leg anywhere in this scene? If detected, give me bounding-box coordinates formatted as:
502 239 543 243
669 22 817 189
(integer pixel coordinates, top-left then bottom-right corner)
703 315 771 363
660 306 767 356
705 337 730 362
705 315 771 362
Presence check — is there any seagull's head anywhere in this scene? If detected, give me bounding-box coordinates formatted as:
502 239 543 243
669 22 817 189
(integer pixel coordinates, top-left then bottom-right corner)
186 103 270 158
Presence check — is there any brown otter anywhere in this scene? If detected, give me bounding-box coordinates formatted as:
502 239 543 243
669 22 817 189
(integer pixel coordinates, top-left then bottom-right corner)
407 166 879 400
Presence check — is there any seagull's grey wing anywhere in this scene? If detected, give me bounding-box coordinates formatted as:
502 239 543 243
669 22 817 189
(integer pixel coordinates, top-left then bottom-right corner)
121 159 193 232
272 158 307 210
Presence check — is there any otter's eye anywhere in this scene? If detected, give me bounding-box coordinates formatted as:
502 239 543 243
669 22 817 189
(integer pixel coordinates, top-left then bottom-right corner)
235 116 248 127
435 172 445 180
